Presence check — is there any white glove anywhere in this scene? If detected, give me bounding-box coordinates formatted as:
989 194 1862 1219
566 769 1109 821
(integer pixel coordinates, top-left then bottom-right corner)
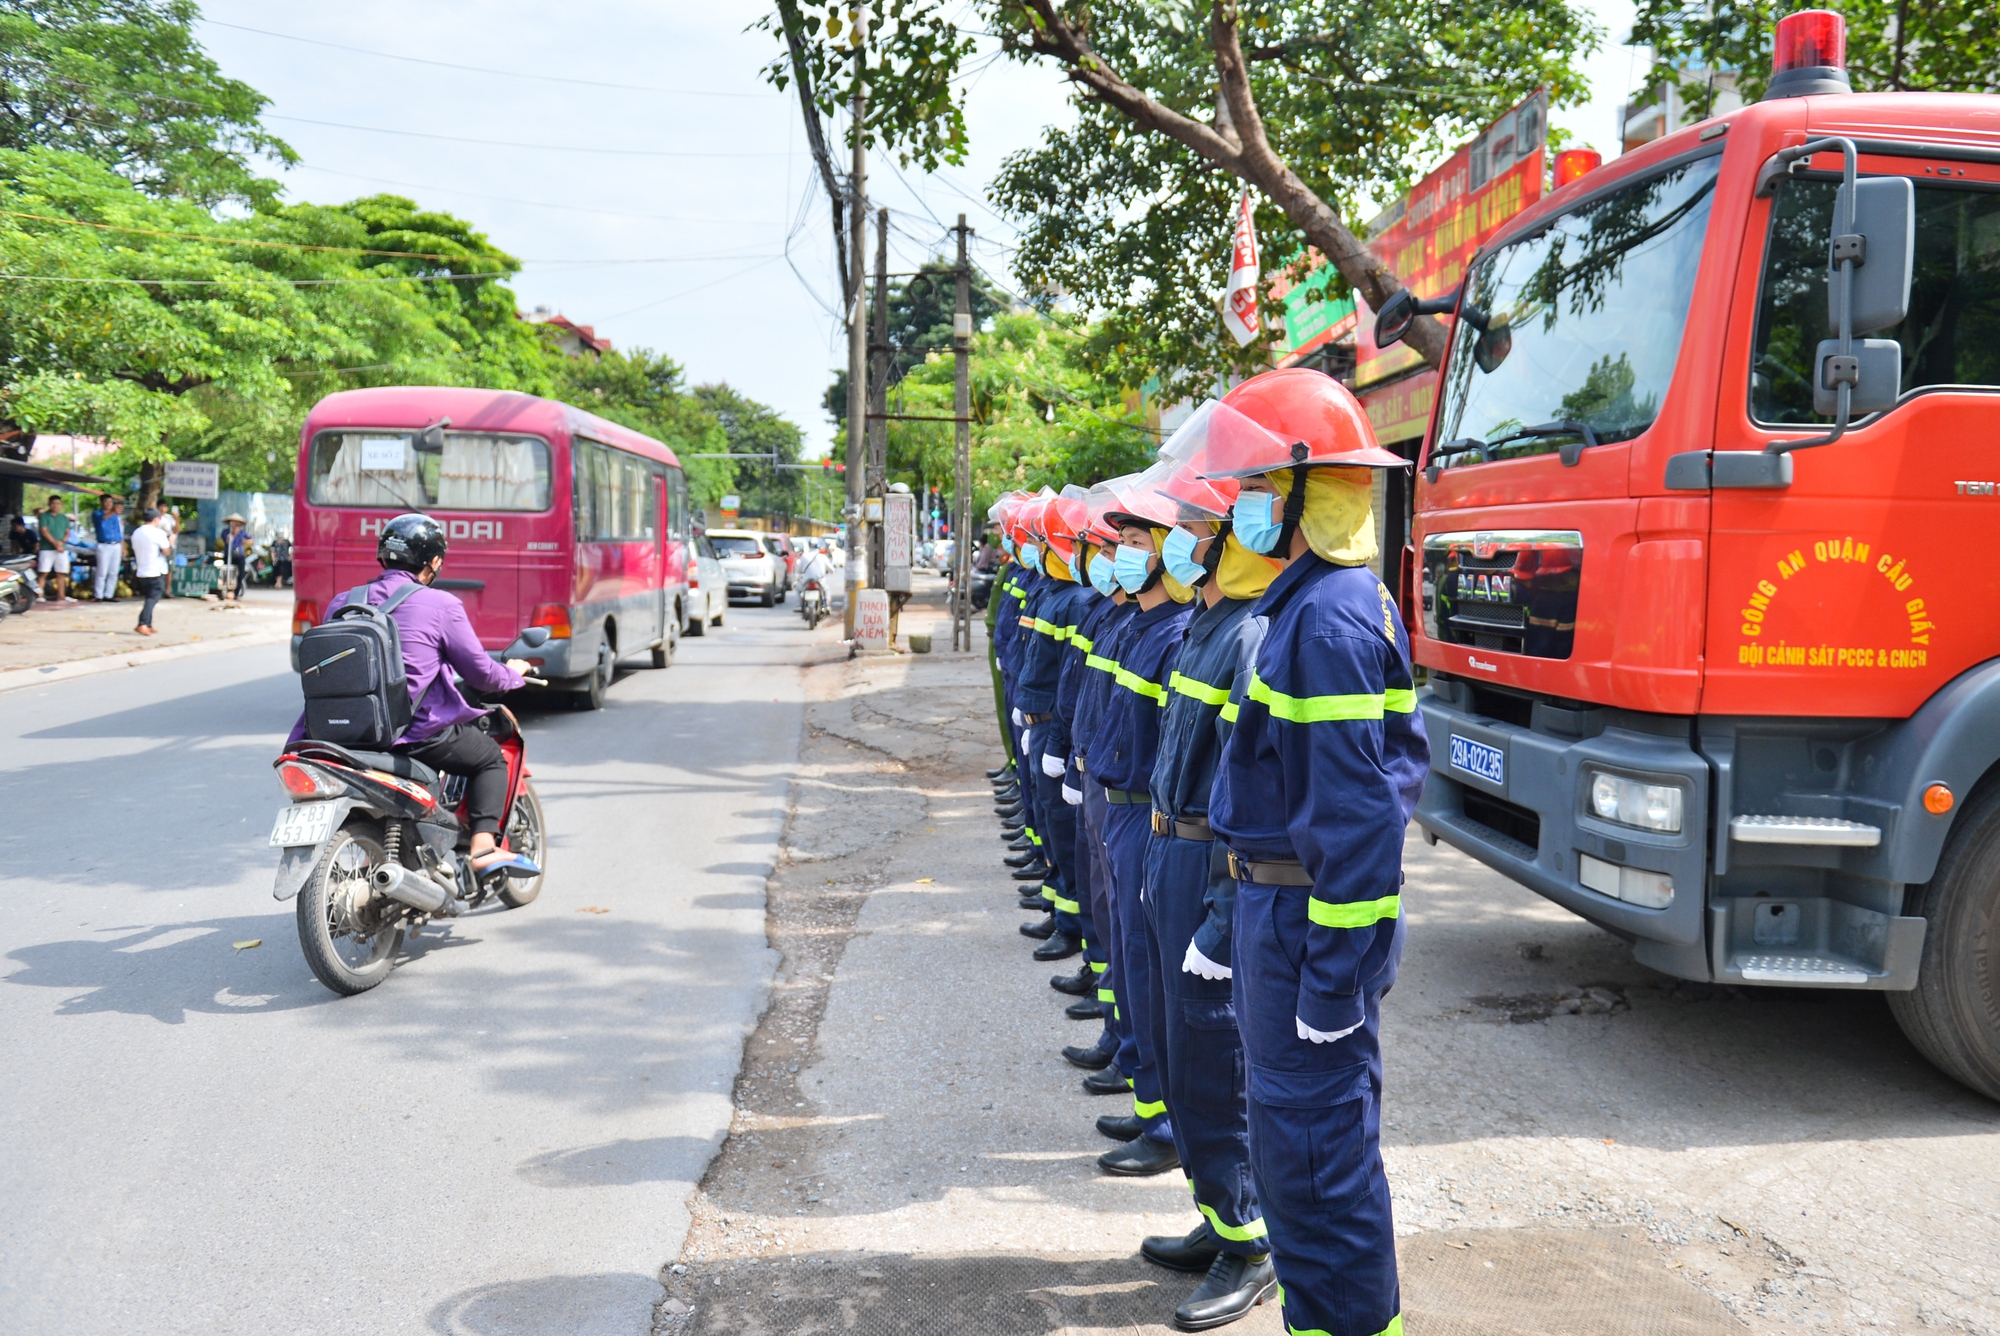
1012 707 1024 726
1061 783 1083 806
1183 941 1231 980
1041 752 1066 778
1297 1017 1363 1044
1021 728 1033 753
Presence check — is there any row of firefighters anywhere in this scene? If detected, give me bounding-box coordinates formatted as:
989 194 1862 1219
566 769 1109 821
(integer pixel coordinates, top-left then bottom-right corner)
984 367 1427 1336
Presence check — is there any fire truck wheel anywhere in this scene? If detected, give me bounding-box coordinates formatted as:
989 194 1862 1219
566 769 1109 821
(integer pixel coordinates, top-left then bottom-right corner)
1889 781 2000 1103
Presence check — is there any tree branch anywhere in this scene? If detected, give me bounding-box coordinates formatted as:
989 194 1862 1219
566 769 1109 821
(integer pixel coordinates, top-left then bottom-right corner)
775 0 851 308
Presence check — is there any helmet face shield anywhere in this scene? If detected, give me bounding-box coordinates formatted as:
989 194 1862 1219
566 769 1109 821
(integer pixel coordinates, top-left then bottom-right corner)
1182 397 1322 481
1211 367 1410 474
1041 495 1089 567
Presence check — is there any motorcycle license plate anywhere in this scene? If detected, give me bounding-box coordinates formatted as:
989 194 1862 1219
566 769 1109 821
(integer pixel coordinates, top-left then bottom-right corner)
269 801 340 848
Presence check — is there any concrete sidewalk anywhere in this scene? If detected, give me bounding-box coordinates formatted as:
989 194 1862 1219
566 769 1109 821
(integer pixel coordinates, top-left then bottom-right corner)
656 580 1997 1336
0 585 290 690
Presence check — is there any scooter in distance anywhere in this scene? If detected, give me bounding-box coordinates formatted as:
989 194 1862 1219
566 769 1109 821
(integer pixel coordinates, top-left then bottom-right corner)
798 577 827 630
270 665 549 995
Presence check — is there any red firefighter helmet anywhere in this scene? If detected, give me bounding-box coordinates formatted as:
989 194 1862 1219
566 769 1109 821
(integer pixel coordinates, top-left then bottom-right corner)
1042 492 1090 567
1198 368 1407 479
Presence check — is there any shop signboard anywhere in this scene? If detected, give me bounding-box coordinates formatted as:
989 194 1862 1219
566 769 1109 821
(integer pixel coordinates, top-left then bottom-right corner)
1353 90 1548 391
163 460 220 500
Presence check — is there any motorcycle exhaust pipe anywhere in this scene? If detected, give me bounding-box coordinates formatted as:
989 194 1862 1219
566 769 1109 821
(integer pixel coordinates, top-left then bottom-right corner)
371 863 454 915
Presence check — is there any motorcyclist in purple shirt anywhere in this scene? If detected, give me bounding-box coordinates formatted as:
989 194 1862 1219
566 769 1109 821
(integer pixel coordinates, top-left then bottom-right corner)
288 514 533 876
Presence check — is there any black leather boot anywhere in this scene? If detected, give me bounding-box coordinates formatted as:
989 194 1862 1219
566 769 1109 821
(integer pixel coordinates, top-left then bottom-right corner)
1004 850 1039 868
1032 932 1081 961
1062 1041 1113 1070
1019 913 1056 940
1065 997 1106 1021
1096 1113 1144 1141
1082 1065 1130 1096
1173 1251 1276 1330
1010 861 1050 881
1099 1133 1180 1176
1050 964 1093 996
1141 1221 1222 1273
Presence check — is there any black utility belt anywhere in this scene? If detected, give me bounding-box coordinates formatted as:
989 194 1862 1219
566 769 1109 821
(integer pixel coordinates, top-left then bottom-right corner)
1103 786 1149 806
1022 712 1053 724
1151 810 1214 842
1226 850 1312 886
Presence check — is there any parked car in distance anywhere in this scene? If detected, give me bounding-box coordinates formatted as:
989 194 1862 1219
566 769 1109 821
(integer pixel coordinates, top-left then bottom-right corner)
758 532 794 598
709 529 783 606
686 533 726 635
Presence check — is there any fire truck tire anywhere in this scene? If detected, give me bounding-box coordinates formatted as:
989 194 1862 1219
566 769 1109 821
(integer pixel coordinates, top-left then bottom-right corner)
1888 782 2000 1103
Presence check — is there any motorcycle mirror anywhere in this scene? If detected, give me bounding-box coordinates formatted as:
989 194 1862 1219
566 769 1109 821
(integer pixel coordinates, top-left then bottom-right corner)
519 626 552 648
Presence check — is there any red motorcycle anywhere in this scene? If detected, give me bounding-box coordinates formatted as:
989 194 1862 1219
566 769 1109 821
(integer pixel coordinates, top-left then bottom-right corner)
269 704 545 995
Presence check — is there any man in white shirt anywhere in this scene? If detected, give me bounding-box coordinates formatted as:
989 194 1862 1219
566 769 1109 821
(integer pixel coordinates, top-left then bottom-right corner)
129 508 171 636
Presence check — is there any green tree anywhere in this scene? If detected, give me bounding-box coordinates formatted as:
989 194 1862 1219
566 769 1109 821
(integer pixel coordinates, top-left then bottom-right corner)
0 0 295 207
822 257 1009 433
693 382 807 524
549 348 733 507
767 1 1599 392
1631 0 2000 114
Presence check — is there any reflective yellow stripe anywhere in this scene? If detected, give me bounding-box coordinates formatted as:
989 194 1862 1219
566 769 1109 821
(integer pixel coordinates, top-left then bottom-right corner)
1031 617 1060 636
1306 894 1402 929
1169 670 1231 707
1049 892 1080 913
1072 632 1094 652
1221 701 1241 723
1197 1202 1269 1243
1289 1316 1401 1336
1385 687 1416 713
1114 666 1169 704
1018 615 1035 628
1134 1097 1166 1118
1085 653 1119 674
1249 671 1385 722
1088 960 1107 973
1096 988 1115 1003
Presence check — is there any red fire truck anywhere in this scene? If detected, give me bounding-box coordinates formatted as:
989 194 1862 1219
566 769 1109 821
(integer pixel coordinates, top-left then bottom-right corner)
1382 11 2000 1099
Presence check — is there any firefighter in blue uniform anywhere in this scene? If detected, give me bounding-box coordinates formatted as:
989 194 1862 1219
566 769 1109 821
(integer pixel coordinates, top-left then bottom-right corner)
1014 492 1093 961
999 494 1055 895
1125 434 1289 1329
986 495 1029 823
1085 483 1199 1176
1065 496 1142 1096
1204 369 1428 1336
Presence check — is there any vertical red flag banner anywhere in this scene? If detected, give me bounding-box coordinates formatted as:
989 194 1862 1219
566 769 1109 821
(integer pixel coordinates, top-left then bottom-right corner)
1348 91 1547 444
1221 190 1261 347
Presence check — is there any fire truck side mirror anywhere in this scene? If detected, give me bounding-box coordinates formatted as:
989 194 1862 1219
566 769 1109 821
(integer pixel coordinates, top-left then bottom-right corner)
1832 177 1914 335
1373 290 1417 347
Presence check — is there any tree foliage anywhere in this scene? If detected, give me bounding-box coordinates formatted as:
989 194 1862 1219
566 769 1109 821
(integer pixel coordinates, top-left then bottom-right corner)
0 0 294 207
1631 0 2000 115
769 1 1598 394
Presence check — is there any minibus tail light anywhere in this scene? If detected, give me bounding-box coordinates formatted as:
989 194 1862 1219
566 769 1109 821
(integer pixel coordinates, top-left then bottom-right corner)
292 599 319 635
530 604 572 639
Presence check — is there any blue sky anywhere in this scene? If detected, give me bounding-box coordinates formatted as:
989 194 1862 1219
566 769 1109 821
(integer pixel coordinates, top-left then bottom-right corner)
196 0 1640 457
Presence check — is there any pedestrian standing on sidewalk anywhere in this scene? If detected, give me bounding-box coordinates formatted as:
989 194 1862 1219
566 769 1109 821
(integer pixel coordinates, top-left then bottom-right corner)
9 513 36 555
221 513 250 601
130 508 171 636
36 495 72 603
1204 368 1428 1336
91 497 125 601
272 532 293 588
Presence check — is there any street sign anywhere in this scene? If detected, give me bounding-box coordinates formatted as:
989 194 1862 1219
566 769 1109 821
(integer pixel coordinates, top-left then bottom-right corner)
163 460 220 500
855 588 890 650
883 491 914 593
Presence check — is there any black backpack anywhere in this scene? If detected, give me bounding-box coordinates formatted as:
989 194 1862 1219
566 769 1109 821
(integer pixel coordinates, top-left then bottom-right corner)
297 582 421 748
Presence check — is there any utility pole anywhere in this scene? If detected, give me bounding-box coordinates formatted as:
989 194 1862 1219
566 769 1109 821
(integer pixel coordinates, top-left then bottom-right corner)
951 213 974 653
867 206 890 600
841 27 868 638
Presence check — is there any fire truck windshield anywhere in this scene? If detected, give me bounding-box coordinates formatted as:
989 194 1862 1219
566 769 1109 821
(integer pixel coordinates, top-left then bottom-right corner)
1433 156 1721 471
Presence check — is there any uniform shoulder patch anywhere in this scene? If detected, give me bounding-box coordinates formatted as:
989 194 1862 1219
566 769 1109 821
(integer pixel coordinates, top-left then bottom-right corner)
1376 580 1397 645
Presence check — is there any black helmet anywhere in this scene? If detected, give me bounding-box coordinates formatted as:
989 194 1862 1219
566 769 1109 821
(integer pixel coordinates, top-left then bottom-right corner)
377 513 447 573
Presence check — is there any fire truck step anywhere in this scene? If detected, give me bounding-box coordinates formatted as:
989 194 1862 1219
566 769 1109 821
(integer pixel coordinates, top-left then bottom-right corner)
1728 815 1882 847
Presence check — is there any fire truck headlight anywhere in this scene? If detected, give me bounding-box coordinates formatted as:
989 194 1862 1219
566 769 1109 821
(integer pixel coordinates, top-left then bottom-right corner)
1587 770 1684 834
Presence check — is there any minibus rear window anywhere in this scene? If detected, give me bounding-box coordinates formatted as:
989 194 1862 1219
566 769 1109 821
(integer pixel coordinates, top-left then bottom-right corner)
310 432 552 511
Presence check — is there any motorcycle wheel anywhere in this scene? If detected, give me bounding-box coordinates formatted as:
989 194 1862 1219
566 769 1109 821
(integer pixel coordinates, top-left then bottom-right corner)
497 782 546 908
296 822 401 995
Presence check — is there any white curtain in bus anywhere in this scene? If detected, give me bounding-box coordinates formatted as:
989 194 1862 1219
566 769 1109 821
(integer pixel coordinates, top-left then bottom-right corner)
437 436 545 510
319 437 424 507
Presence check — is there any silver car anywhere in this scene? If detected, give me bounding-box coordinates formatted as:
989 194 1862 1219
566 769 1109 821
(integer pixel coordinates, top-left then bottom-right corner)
685 534 727 635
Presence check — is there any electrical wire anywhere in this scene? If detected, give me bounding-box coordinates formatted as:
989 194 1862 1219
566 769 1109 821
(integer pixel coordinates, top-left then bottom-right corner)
202 19 779 97
595 255 787 320
264 114 796 158
291 164 783 226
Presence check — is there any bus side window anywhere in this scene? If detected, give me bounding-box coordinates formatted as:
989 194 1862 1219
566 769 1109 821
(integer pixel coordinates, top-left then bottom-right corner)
667 466 688 538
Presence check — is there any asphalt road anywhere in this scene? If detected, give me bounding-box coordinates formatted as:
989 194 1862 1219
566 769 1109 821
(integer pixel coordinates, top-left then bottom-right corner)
0 598 821 1335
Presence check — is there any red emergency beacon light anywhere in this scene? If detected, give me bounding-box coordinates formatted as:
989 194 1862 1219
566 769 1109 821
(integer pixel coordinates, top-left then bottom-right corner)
1764 9 1851 98
1554 149 1602 188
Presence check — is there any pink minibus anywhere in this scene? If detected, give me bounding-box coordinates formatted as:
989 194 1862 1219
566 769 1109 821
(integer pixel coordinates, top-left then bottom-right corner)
292 387 692 708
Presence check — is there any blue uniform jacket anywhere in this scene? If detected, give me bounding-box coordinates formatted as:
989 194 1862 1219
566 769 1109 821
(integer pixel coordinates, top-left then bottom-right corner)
1209 554 1429 1036
1072 600 1134 764
1148 595 1265 964
1085 598 1195 793
991 561 1025 671
999 568 1042 679
1017 578 1088 720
